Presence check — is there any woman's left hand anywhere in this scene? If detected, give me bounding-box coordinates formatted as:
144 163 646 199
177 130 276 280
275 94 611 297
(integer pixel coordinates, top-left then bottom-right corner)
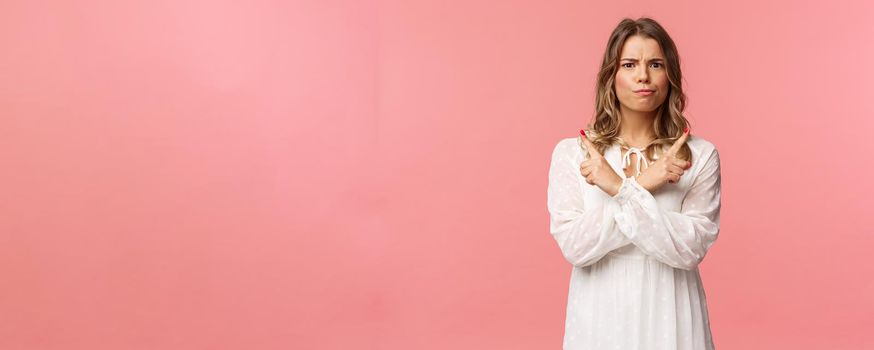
636 129 692 193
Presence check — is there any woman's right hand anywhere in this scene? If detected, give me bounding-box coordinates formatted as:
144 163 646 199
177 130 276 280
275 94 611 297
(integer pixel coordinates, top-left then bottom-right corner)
579 130 625 197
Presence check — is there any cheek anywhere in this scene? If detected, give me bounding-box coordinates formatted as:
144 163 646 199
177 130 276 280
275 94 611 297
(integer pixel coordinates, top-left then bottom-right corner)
614 72 632 99
657 76 670 100
614 72 630 89
656 74 669 90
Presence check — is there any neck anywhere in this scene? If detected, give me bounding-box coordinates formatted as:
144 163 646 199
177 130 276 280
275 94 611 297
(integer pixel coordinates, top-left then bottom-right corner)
618 108 657 146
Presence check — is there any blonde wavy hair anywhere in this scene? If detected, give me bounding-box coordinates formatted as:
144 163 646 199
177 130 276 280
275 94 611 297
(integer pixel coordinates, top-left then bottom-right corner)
583 17 692 162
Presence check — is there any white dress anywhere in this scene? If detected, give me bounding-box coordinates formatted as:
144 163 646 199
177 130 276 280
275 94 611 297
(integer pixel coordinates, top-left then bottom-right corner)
547 134 721 350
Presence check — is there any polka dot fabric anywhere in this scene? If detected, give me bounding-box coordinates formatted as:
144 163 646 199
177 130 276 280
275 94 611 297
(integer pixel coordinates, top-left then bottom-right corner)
547 135 721 350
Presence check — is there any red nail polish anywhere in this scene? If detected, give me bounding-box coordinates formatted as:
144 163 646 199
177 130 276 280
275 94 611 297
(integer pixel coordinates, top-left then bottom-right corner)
684 127 689 134
580 129 587 137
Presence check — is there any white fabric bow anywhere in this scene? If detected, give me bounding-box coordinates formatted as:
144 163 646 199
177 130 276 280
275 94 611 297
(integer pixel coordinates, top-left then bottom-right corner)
622 146 650 177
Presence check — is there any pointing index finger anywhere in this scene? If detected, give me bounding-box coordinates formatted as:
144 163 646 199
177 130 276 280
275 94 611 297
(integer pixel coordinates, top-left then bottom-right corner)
668 127 690 155
580 129 603 160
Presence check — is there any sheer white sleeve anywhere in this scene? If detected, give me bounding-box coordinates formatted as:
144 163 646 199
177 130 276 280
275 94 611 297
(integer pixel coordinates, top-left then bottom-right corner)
547 139 632 267
611 148 722 270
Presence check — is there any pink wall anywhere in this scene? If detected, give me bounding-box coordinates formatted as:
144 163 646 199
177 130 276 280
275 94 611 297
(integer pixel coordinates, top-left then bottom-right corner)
1 0 872 349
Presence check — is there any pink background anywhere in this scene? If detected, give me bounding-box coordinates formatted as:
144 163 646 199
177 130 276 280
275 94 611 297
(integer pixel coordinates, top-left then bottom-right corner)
2 0 872 349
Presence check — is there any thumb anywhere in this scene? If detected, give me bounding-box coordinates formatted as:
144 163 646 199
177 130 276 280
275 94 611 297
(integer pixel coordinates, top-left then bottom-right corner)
580 129 603 159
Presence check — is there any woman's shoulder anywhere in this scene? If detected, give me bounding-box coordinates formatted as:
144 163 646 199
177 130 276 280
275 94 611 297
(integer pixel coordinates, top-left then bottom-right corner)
552 136 582 154
686 133 718 154
685 134 720 172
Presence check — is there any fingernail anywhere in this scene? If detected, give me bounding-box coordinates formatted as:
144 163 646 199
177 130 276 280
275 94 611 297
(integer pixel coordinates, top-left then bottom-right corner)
580 129 587 137
684 127 689 134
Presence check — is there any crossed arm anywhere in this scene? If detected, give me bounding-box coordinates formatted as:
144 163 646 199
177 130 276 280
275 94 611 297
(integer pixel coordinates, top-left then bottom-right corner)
547 139 722 270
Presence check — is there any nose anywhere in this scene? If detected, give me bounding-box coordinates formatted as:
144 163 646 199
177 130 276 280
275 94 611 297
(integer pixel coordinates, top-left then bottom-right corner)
636 67 649 83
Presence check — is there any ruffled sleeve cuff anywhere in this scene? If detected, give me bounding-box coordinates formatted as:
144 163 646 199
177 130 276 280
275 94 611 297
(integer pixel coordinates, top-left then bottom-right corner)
611 176 648 205
611 177 652 237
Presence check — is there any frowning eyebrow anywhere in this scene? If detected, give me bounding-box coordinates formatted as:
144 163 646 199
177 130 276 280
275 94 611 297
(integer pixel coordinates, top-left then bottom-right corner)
620 58 665 62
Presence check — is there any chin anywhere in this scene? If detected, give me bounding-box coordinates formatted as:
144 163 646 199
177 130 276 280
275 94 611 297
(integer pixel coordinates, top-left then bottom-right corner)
626 105 659 113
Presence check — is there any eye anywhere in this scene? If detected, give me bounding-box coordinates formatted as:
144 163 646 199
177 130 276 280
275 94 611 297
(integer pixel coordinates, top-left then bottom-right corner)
651 62 663 68
621 63 634 68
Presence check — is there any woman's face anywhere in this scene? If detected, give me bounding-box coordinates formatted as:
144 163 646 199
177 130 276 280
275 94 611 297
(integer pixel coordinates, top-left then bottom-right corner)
614 35 669 115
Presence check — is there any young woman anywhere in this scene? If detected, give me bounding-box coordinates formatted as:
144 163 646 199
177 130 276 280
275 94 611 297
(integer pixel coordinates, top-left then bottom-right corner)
547 18 722 349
